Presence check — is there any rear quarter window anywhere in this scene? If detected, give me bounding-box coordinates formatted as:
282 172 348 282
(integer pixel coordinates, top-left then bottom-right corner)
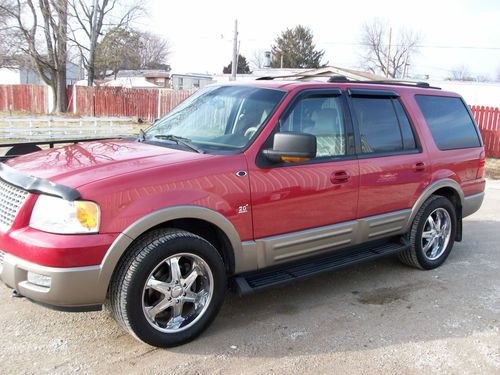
415 95 481 150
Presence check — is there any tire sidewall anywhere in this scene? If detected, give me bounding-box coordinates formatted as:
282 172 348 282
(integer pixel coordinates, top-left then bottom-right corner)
123 233 226 347
413 197 457 269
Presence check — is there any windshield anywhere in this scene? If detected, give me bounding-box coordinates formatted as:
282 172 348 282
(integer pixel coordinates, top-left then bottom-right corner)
145 85 286 152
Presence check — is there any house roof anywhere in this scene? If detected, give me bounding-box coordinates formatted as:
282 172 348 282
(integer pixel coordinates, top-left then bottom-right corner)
212 66 386 84
116 69 170 79
255 66 386 81
171 72 213 79
102 77 160 88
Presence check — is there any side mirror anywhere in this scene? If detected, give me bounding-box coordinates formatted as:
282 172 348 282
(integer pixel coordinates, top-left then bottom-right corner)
263 132 316 163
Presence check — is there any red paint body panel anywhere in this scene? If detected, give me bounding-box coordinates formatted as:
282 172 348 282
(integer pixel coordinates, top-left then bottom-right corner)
0 227 118 267
77 153 253 241
358 154 431 217
249 160 359 237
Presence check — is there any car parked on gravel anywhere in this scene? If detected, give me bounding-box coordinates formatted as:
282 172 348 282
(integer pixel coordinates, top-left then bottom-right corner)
0 77 485 347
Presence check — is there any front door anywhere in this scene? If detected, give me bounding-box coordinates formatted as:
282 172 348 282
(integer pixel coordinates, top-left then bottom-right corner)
248 90 359 265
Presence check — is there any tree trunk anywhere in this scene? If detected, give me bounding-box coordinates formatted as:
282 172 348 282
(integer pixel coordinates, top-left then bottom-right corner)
55 69 67 113
54 0 68 113
87 54 95 86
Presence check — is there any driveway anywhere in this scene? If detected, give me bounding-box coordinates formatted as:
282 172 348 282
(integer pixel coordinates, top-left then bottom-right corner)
1 180 499 374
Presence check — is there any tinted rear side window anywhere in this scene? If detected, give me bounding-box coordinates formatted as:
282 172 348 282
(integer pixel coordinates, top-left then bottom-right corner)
415 95 481 150
351 97 417 154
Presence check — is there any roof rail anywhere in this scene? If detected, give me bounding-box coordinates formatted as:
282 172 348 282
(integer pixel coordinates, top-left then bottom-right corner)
255 74 441 89
365 80 440 89
327 75 349 82
331 77 441 90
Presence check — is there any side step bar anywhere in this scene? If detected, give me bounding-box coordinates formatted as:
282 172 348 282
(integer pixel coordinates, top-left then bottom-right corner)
232 241 409 296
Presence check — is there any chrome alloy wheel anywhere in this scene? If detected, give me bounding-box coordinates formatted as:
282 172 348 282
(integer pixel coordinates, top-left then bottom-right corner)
421 208 452 261
142 253 214 333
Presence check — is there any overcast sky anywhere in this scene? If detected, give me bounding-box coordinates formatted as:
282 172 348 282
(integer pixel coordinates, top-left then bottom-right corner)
142 0 500 80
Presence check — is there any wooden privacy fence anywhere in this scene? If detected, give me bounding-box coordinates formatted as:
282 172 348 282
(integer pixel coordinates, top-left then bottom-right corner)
0 85 48 114
68 86 193 121
470 106 500 158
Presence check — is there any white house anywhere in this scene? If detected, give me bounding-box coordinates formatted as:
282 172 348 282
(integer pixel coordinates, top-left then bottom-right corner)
0 62 80 85
170 73 213 90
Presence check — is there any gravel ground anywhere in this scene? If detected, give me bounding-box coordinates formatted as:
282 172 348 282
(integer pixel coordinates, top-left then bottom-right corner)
1 180 499 375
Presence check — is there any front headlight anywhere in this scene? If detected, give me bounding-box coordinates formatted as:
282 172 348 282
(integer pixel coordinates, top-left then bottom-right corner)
29 195 100 234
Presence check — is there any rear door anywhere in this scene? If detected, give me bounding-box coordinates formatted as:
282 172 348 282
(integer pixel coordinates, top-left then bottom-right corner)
348 89 430 220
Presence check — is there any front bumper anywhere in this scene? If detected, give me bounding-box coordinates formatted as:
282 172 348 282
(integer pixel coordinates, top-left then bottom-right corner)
0 251 103 311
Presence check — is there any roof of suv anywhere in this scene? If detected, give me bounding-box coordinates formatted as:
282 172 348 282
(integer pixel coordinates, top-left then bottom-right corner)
223 79 460 98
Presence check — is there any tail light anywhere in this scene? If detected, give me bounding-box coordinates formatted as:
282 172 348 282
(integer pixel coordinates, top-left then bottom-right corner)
476 150 486 179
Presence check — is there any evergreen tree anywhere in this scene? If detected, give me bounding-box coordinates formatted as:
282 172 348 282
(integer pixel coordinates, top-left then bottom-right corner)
271 25 326 69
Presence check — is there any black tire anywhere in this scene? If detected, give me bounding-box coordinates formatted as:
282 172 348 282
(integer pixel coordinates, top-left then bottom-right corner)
109 228 226 347
398 195 457 270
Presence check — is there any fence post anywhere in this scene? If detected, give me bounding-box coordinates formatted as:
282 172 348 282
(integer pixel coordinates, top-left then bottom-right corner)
157 90 161 120
73 85 77 114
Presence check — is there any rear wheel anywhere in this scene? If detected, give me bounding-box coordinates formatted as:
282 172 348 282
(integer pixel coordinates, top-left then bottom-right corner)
109 229 226 347
398 195 457 269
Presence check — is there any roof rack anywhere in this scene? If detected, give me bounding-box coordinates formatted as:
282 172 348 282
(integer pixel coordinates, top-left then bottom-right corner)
256 74 440 89
363 80 440 89
255 73 333 81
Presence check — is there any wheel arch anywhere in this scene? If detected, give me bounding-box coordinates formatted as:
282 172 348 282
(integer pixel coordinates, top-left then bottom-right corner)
406 179 464 233
95 206 252 303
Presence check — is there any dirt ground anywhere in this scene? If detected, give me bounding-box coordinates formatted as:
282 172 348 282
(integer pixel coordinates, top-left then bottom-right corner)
486 158 500 179
1 181 499 374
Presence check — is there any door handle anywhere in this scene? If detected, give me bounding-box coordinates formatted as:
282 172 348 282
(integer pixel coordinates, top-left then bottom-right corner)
331 170 350 184
414 162 426 172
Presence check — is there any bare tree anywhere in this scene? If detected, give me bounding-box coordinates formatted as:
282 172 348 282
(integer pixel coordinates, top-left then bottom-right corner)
360 19 421 79
0 0 68 112
137 31 170 69
68 0 144 86
446 65 474 81
0 1 15 65
250 49 266 70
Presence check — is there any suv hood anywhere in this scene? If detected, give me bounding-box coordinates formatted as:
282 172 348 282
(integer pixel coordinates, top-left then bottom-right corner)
6 139 214 188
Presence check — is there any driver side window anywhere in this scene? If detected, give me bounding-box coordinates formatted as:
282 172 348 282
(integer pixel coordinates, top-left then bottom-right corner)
280 95 346 158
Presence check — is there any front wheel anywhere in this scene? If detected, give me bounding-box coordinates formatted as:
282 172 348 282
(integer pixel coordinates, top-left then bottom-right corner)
398 195 457 269
109 229 226 347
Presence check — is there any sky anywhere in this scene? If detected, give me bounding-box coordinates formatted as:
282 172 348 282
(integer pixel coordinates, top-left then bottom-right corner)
138 0 500 80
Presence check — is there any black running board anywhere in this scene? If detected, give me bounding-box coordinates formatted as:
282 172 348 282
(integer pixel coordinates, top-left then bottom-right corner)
232 241 409 296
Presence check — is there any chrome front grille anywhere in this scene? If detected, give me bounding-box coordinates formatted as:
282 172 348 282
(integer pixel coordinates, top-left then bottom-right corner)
0 180 29 231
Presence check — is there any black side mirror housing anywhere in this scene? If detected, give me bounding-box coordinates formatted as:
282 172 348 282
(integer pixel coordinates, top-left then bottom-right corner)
263 132 317 163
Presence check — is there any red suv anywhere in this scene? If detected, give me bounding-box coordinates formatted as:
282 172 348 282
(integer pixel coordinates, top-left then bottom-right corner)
0 79 485 347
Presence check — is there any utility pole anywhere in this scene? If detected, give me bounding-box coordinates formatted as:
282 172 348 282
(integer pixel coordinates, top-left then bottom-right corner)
386 27 392 78
231 19 238 81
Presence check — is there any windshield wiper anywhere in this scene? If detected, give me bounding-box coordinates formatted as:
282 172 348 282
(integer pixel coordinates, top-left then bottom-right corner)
154 134 205 154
